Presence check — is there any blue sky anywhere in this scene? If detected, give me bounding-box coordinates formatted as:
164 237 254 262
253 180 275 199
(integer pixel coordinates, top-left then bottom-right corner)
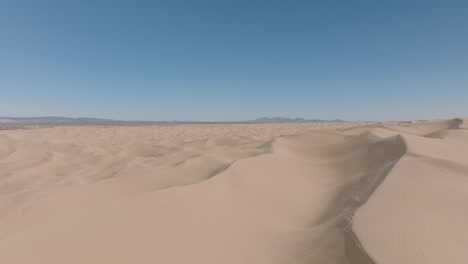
1 0 467 121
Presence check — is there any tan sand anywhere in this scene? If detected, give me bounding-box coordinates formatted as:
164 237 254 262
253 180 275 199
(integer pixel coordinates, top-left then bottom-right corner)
0 120 466 263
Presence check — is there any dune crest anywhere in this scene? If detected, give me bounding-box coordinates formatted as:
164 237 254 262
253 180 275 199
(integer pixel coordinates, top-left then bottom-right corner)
0 120 466 263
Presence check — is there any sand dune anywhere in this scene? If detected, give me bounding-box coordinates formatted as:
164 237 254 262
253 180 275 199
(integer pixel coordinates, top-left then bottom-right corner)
0 120 466 263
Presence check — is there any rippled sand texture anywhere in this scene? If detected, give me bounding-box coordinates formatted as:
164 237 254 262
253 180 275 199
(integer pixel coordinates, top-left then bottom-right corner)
0 120 466 263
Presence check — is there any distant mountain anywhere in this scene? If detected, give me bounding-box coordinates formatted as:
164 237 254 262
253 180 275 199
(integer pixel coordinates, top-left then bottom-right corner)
0 116 348 124
251 117 347 123
0 116 116 123
0 119 17 123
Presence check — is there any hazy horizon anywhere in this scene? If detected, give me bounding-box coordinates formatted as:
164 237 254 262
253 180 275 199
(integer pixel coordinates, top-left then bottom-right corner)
1 1 467 121
1 114 466 123
0 115 354 123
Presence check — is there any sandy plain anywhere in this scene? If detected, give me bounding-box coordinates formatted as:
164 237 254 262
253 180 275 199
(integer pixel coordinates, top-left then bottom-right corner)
0 119 466 263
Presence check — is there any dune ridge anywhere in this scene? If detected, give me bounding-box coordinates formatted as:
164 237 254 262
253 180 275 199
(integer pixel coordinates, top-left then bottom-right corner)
0 120 466 263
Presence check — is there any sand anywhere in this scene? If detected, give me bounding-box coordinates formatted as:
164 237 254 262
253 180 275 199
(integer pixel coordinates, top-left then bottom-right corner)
0 119 466 263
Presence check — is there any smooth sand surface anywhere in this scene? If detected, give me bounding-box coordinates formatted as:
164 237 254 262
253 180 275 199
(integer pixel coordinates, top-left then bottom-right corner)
0 120 466 263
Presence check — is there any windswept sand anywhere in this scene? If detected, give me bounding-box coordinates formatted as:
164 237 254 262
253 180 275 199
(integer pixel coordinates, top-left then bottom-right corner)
0 120 466 263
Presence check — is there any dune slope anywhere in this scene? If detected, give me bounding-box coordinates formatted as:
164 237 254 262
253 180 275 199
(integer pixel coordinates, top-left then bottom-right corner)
0 120 466 263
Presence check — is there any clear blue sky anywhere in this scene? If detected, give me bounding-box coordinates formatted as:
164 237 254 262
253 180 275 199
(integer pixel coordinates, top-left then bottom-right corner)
1 0 467 121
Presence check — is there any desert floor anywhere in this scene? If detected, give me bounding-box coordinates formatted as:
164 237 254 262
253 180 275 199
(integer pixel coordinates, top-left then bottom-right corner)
0 119 467 263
